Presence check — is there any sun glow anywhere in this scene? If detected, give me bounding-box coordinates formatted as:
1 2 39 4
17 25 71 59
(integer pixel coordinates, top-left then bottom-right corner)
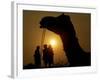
50 39 57 47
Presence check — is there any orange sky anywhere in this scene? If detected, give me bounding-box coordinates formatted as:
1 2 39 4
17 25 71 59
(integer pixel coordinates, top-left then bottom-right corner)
23 10 90 66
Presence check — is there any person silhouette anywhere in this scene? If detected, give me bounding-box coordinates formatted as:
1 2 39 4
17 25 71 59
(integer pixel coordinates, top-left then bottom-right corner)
48 45 54 67
43 44 49 67
40 13 91 66
34 46 41 67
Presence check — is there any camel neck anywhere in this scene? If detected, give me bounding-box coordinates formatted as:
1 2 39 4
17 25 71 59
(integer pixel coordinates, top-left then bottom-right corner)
60 32 83 53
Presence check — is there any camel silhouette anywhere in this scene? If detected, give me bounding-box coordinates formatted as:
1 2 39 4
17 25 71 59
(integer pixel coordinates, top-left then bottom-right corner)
40 13 91 67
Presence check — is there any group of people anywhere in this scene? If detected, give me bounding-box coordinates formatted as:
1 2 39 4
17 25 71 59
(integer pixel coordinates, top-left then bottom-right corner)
34 44 54 67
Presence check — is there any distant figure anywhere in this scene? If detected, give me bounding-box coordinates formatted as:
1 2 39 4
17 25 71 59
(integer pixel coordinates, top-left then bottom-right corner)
43 44 49 67
40 13 91 66
34 46 41 67
48 45 54 67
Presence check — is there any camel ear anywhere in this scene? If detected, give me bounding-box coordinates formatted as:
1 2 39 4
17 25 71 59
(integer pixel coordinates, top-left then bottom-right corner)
57 13 67 19
61 13 70 19
59 13 65 17
62 13 64 15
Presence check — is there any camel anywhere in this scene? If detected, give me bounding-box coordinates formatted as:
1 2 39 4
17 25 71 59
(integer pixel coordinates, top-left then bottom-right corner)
40 13 91 67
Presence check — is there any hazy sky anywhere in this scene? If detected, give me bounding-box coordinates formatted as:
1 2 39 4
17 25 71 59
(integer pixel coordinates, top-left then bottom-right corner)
23 10 90 66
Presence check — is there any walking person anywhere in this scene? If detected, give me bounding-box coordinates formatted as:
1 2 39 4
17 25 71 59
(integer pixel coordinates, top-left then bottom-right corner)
48 45 54 67
43 44 49 67
34 46 41 67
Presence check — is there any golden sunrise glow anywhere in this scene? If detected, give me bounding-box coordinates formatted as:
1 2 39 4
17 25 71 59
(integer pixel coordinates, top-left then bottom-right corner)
50 39 57 47
23 11 90 66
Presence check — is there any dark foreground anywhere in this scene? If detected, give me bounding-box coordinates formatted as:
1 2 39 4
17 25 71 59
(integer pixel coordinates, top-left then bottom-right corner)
23 63 90 69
